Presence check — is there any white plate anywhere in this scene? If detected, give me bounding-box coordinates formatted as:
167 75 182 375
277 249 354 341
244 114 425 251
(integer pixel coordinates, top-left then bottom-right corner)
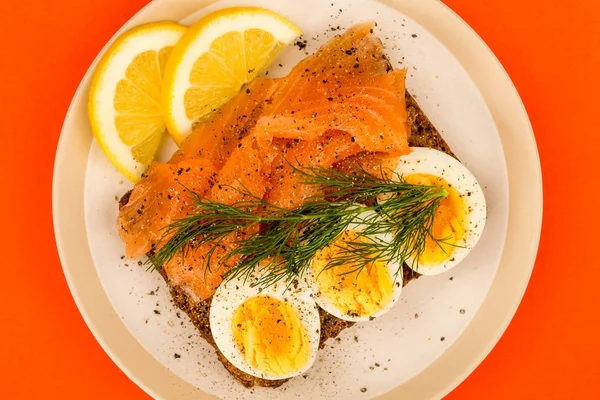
53 0 542 399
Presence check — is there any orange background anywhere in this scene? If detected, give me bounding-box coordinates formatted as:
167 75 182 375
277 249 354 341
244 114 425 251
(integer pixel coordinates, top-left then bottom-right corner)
0 0 599 398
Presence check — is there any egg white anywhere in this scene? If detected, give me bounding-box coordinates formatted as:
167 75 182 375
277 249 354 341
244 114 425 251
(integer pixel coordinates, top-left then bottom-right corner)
309 210 403 322
393 146 487 275
210 272 321 380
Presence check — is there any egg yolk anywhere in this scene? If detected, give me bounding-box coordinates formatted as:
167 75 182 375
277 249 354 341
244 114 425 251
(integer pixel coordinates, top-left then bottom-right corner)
404 173 467 265
232 296 310 376
312 231 394 318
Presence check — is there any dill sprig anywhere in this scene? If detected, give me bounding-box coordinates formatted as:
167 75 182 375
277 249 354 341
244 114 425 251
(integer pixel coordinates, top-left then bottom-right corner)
148 164 449 287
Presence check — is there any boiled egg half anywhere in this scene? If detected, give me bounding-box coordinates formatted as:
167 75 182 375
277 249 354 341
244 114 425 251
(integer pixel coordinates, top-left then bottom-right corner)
309 211 403 322
391 147 487 275
210 271 321 380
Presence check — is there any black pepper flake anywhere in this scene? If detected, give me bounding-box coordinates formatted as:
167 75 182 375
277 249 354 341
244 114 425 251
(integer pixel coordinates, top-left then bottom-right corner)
327 97 334 101
459 309 466 314
246 88 251 94
295 40 307 50
353 63 360 68
153 310 161 315
137 261 143 266
174 353 181 359
412 33 418 38
360 388 367 393
440 337 445 341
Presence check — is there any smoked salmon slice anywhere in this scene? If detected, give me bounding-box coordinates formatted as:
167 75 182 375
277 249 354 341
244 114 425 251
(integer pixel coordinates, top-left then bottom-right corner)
117 21 411 301
255 70 408 154
118 158 217 259
253 22 409 155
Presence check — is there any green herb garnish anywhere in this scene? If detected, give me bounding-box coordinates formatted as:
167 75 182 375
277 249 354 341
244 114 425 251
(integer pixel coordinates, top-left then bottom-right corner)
148 164 448 287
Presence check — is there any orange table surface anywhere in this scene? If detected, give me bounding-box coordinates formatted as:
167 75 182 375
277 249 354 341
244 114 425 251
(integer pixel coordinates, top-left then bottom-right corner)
1 0 599 398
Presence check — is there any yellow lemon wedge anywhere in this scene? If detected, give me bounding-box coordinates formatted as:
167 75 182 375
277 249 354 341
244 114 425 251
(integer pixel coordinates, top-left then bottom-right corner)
88 21 187 182
162 7 302 144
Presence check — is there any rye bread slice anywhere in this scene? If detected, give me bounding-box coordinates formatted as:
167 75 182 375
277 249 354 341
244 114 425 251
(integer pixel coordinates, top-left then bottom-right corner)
118 90 453 389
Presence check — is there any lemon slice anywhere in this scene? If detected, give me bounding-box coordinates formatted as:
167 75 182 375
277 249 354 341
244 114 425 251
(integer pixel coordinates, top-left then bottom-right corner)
88 21 187 182
163 7 302 144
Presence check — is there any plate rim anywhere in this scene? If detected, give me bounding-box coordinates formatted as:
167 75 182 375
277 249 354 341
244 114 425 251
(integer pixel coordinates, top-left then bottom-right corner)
52 0 543 399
